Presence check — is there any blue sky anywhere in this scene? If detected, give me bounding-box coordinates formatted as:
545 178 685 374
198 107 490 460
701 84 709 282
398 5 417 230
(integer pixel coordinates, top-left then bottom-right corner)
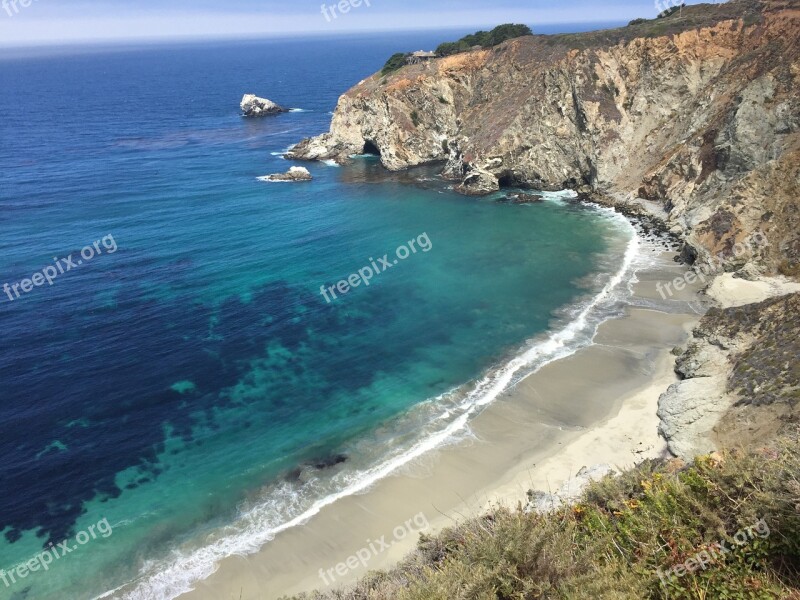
0 0 710 47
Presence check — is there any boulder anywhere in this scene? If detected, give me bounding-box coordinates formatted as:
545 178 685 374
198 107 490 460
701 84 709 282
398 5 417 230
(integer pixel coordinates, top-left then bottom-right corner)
259 166 313 182
455 166 499 196
240 94 287 117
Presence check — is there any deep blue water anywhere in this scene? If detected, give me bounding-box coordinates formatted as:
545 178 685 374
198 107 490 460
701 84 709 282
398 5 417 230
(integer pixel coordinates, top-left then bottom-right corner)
0 31 632 599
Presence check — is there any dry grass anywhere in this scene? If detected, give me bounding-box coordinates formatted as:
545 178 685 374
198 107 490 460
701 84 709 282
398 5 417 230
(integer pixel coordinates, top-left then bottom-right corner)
286 431 800 600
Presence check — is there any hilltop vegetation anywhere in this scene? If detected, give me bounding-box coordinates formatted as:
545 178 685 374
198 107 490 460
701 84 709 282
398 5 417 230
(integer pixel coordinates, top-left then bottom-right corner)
381 52 410 76
380 24 533 76
434 24 533 56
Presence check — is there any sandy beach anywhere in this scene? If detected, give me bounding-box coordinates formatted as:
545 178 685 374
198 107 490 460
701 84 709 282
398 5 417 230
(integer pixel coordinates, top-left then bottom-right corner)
178 249 704 600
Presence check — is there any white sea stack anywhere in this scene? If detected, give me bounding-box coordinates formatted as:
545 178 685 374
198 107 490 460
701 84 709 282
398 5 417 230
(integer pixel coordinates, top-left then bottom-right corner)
240 94 286 117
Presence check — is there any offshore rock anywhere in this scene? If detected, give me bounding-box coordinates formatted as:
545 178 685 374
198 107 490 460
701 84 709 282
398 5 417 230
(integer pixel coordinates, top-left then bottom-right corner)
259 166 312 182
241 94 287 117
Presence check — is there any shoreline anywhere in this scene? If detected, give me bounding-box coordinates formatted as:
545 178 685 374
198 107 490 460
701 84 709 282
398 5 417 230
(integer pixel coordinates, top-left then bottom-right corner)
172 231 705 600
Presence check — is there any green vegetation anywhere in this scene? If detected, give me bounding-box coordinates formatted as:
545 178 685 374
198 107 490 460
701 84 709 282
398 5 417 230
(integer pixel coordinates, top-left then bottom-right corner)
381 52 410 76
648 22 669 37
289 432 800 599
435 23 533 57
380 24 532 77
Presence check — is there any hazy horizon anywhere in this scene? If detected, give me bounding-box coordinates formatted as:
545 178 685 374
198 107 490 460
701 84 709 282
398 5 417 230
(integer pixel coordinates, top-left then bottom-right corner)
0 0 711 48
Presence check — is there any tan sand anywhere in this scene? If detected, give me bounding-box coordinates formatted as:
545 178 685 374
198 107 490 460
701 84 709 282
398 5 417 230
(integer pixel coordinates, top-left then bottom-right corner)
705 273 800 308
176 254 702 600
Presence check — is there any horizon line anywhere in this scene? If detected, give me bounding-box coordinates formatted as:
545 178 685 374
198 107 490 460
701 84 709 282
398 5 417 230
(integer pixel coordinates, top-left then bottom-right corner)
0 18 631 50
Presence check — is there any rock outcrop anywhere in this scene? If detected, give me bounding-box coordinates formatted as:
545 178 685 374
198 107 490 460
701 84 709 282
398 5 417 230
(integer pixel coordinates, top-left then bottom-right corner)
259 166 312 182
289 0 800 278
241 94 286 117
524 465 615 513
660 291 800 458
455 165 500 195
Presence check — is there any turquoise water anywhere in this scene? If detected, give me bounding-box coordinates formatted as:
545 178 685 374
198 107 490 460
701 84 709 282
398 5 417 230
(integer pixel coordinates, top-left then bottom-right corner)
0 36 634 599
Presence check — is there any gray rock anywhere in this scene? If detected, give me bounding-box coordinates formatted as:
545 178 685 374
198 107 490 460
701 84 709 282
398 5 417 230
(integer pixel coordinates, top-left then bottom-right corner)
241 94 287 117
259 166 312 182
657 377 731 459
525 464 615 514
455 165 499 196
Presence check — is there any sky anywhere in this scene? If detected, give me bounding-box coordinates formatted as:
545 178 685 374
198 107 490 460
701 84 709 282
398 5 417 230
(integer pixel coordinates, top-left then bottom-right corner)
0 0 711 47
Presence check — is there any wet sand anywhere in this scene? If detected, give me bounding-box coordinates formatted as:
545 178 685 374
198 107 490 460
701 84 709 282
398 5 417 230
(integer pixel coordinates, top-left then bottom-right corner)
180 252 704 600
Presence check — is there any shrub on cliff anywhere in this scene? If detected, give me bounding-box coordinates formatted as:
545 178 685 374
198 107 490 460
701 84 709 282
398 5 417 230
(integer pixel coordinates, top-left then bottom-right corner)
380 24 532 76
381 52 410 76
435 23 533 56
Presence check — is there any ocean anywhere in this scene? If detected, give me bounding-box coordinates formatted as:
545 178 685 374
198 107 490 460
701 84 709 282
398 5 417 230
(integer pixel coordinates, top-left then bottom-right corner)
0 29 637 600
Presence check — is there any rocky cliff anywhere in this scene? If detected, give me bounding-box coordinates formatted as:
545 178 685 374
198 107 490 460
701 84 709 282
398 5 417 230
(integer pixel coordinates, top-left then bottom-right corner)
659 291 800 457
289 0 800 277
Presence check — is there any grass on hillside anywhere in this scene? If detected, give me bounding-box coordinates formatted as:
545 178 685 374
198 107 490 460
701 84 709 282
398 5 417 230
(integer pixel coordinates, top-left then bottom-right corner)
287 431 800 599
544 0 763 49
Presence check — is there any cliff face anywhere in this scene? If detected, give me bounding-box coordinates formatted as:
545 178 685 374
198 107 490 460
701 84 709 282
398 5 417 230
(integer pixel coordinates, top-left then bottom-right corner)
289 0 800 276
659 291 800 457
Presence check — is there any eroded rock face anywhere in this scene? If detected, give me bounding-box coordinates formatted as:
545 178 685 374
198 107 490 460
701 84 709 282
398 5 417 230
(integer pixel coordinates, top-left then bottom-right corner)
455 165 499 195
241 94 286 117
660 292 800 459
659 376 731 459
290 0 800 276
